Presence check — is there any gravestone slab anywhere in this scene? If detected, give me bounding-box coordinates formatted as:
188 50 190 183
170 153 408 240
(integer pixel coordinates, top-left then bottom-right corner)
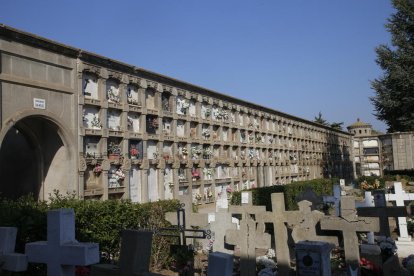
320 196 379 274
207 252 233 276
295 241 334 276
226 216 270 276
209 210 237 254
90 230 153 276
0 227 28 272
25 209 99 276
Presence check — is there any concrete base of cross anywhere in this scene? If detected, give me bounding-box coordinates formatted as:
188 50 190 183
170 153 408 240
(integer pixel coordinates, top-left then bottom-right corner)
396 240 414 258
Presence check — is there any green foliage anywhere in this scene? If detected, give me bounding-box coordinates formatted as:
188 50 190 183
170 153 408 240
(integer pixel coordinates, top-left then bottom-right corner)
314 112 328 126
230 179 336 211
0 193 179 274
371 0 414 132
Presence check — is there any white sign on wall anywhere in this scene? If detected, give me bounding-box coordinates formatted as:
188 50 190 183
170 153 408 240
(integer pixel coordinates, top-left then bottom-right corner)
33 98 46 109
241 192 249 204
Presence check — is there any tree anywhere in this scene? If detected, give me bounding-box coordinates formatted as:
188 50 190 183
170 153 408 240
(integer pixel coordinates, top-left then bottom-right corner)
314 112 328 126
330 122 344 131
371 0 414 132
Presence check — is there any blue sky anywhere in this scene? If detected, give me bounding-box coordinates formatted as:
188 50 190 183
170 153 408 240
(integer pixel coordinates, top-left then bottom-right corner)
1 1 394 132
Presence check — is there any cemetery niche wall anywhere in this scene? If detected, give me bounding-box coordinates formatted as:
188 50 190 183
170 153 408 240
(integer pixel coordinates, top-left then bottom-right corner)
0 25 353 203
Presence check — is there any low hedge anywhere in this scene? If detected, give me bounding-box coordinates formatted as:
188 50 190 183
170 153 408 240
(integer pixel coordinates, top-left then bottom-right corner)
0 192 179 275
230 178 337 211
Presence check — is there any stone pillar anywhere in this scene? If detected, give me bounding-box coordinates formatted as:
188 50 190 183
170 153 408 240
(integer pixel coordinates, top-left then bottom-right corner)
141 169 149 203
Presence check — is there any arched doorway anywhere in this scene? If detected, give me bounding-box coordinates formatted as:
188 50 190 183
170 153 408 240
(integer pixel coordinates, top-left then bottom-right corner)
0 116 70 200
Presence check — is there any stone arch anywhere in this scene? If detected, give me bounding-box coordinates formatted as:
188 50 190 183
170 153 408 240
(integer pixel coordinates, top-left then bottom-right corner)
0 111 76 201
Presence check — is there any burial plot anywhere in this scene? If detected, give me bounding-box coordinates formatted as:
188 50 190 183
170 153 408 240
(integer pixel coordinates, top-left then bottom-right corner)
25 209 99 276
320 196 379 274
90 230 153 276
0 227 28 272
225 216 270 276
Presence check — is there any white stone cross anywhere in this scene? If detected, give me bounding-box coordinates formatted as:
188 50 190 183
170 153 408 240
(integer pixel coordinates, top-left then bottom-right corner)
25 209 100 276
0 227 28 272
385 182 414 241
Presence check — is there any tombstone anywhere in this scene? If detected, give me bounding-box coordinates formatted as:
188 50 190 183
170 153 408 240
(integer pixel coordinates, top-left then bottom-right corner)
295 187 323 211
225 216 270 276
288 200 338 246
295 241 334 276
320 196 379 274
385 182 414 241
207 252 233 276
215 186 229 211
90 230 153 276
385 182 414 258
25 209 100 276
0 227 28 272
256 193 292 275
209 210 237 254
359 191 382 256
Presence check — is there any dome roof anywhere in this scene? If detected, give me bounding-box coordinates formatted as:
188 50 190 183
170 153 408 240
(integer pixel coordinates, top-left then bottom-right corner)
348 118 371 129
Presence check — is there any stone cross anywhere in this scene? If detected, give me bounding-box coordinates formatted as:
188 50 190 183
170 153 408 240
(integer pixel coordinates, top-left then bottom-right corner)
90 230 153 276
385 182 414 241
25 209 100 276
165 195 208 229
0 227 28 272
225 215 270 276
256 193 291 275
228 191 266 221
288 200 338 246
209 210 237 254
320 196 379 274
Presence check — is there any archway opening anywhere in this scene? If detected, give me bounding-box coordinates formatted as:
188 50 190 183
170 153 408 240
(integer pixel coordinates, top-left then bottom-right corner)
0 117 68 200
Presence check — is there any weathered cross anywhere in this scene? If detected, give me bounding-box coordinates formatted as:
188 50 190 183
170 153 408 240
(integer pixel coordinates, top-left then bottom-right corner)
385 182 414 241
25 209 100 276
256 193 292 275
288 200 338 246
209 210 237 254
0 227 28 272
320 196 379 274
225 215 270 276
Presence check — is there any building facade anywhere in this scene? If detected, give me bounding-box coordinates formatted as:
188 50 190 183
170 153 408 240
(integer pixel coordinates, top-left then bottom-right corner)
0 25 353 203
347 119 414 177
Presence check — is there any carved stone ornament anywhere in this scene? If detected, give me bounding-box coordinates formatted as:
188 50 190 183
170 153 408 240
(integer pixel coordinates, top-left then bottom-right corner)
83 65 101 76
79 157 87 172
101 160 110 171
123 158 131 170
139 79 148 89
108 71 122 80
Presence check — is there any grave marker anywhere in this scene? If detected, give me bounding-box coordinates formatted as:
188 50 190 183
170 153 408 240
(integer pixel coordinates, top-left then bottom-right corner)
90 230 153 276
385 182 414 241
209 210 237 254
295 241 334 276
288 200 338 246
225 216 270 276
256 193 291 275
320 196 379 274
207 252 233 276
295 187 323 211
0 227 28 272
25 209 99 276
